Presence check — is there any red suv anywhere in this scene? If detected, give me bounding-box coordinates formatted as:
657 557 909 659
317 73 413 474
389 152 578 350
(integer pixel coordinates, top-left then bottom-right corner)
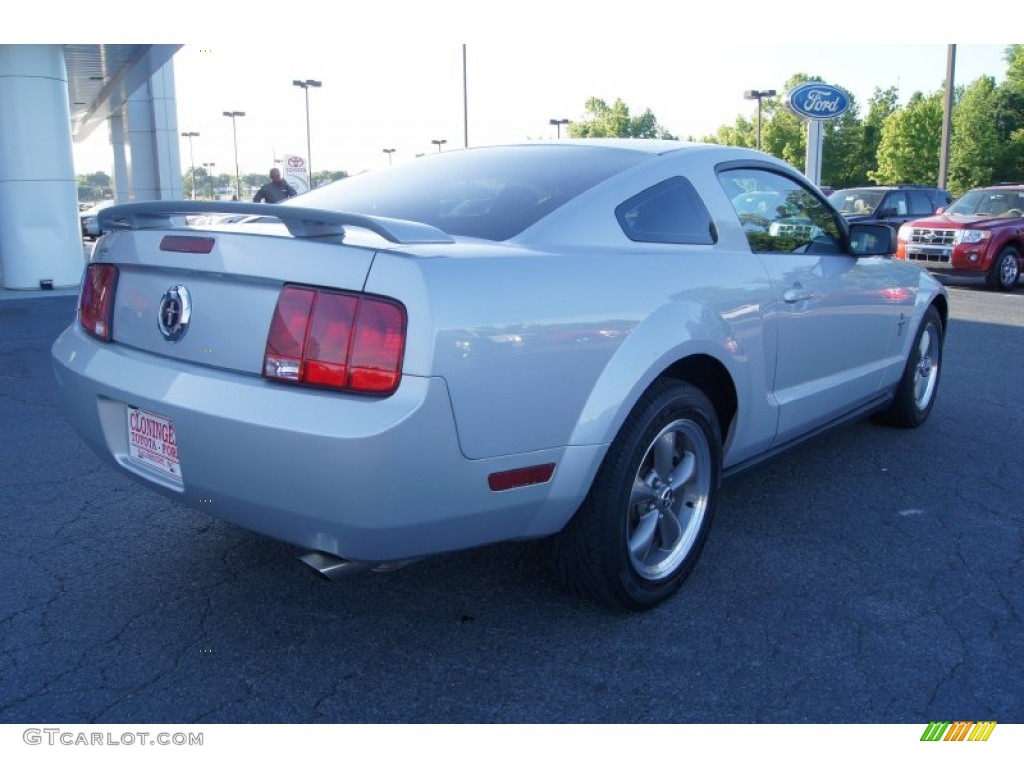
895 184 1024 290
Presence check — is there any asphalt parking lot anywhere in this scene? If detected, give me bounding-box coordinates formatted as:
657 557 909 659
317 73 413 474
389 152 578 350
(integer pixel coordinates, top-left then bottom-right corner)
1 277 1021 724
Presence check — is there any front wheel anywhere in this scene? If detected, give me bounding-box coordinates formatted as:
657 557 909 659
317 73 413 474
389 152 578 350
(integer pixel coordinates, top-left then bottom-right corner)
553 380 721 611
876 305 943 428
986 246 1020 291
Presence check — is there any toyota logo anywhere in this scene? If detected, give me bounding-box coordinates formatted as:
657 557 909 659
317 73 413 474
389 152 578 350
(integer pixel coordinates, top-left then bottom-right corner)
158 285 192 342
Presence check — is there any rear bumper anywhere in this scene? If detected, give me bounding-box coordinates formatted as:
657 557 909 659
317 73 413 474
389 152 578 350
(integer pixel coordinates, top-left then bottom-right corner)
51 325 595 561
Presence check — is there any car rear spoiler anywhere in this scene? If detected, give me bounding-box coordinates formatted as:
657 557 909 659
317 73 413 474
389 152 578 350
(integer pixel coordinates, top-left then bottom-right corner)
97 201 455 244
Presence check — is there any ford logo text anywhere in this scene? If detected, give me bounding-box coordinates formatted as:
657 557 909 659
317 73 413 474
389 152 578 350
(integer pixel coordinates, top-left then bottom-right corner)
785 83 851 120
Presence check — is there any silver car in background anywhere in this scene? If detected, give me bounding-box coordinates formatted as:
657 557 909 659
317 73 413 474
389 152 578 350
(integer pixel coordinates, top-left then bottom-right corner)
52 140 948 610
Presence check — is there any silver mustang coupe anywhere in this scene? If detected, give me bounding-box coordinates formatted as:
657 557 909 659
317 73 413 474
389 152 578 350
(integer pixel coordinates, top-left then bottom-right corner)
52 140 947 610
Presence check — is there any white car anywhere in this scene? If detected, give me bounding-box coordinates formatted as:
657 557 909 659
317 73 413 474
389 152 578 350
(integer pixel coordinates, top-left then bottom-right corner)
52 140 948 610
79 199 116 239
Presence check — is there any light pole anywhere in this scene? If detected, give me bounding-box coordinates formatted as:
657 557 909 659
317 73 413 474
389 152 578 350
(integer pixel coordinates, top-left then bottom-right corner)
462 44 469 148
202 162 216 199
383 148 396 165
743 90 776 151
549 118 569 138
181 131 199 199
293 79 322 187
223 111 245 199
431 139 447 153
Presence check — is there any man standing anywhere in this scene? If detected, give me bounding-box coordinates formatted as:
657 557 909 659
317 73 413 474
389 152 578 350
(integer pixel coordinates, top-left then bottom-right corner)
253 168 297 203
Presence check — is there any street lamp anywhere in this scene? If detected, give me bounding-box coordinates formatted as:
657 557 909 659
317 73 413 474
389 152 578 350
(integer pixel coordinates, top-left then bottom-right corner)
181 131 199 199
202 162 216 199
383 148 396 165
222 111 245 199
293 79 322 187
549 118 569 139
743 90 776 151
431 139 447 153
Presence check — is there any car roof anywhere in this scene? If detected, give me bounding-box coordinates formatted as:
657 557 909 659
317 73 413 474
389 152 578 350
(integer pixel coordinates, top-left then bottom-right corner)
471 138 719 156
833 185 945 192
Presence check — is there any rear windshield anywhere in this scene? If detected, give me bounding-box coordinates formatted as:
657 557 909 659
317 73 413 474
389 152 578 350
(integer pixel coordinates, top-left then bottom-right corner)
291 145 646 241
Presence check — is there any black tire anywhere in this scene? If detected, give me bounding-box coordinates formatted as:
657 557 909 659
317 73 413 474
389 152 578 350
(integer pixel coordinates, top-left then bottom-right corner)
876 305 943 428
986 246 1020 291
553 379 721 611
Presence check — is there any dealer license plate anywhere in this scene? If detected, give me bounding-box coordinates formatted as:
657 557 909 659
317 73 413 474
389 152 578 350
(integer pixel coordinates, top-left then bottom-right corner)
126 407 183 480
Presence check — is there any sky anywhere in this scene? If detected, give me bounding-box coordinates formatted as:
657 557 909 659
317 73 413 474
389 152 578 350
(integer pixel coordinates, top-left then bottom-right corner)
22 5 1014 180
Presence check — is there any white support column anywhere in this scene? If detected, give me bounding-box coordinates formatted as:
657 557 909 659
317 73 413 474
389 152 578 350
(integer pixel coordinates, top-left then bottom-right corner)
109 111 130 201
126 82 158 201
149 61 183 200
0 45 83 289
125 60 182 202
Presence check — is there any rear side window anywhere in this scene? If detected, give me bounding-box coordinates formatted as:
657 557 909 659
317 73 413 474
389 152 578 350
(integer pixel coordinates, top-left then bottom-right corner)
908 190 935 216
616 177 715 245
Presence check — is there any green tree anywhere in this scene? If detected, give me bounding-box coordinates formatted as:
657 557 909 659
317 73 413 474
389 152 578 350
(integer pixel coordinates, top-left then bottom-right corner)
701 114 756 148
313 170 348 187
761 75 818 169
243 172 265 190
568 97 677 139
821 98 865 187
76 171 113 202
83 171 111 189
859 86 899 183
181 165 210 199
948 76 1001 196
992 45 1024 182
870 91 944 186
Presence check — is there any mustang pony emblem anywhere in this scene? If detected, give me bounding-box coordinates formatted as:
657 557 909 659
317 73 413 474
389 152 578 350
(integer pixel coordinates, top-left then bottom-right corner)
158 285 192 342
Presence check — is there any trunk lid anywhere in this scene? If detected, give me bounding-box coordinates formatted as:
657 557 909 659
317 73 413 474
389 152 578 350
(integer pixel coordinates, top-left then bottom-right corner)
92 202 452 376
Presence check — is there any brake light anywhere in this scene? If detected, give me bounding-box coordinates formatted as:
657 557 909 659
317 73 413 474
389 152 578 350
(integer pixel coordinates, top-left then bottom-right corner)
160 235 215 254
263 286 406 395
79 264 118 341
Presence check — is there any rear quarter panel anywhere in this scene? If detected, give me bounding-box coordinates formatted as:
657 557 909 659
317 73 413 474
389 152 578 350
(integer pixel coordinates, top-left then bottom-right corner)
366 147 783 465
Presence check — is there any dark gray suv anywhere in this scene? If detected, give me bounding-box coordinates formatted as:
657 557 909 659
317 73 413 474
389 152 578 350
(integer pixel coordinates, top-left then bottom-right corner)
828 185 953 232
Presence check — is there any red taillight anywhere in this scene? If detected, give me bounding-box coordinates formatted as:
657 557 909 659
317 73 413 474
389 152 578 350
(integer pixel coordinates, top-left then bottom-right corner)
263 286 406 395
79 264 118 341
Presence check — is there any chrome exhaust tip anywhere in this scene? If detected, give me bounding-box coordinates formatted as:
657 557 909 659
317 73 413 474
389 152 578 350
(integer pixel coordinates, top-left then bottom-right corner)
298 551 420 581
298 551 377 580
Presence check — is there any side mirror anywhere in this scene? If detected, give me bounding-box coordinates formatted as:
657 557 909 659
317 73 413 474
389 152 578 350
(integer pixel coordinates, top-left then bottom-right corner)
849 223 895 256
935 206 946 214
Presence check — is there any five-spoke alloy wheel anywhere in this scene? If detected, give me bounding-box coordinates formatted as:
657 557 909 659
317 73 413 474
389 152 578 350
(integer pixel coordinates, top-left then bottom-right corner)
877 305 944 428
554 380 721 611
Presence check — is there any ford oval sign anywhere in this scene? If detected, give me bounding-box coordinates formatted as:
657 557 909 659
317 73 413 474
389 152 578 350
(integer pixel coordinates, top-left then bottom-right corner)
786 83 851 120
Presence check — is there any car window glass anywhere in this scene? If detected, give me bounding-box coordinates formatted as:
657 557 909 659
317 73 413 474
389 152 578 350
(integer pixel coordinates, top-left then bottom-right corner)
295 145 646 241
886 192 908 216
616 177 715 245
908 191 933 216
719 168 842 254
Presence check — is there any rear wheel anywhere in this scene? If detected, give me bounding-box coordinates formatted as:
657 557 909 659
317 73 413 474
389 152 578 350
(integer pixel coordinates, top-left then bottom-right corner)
876 306 943 428
986 246 1020 291
553 380 721 611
